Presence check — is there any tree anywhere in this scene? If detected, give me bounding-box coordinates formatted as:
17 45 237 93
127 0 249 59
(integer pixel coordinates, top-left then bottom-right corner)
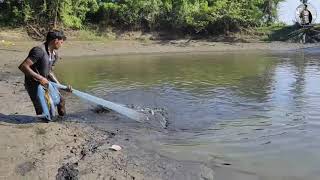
0 0 285 35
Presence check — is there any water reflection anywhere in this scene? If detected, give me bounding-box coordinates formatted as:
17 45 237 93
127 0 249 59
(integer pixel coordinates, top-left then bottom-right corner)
56 53 275 96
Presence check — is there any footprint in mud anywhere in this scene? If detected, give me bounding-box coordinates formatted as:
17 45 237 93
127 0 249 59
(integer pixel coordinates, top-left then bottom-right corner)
91 105 111 114
15 161 36 176
56 163 79 180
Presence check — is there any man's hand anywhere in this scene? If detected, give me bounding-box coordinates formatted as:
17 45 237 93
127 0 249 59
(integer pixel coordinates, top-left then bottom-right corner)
65 85 73 93
39 77 49 87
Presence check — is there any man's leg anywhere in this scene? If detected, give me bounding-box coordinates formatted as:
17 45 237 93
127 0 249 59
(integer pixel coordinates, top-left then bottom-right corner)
57 95 66 116
25 84 43 115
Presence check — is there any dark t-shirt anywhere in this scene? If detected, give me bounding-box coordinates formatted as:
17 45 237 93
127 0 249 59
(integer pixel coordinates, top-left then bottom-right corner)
25 43 58 86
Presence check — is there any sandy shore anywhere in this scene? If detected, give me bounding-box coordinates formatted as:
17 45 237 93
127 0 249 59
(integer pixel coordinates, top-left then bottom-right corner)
0 38 319 180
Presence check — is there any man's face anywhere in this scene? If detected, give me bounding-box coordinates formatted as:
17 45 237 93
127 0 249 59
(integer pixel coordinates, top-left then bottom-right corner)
53 39 64 50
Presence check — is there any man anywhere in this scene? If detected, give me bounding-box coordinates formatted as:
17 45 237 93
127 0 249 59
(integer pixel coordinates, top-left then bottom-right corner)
300 4 312 25
19 30 71 120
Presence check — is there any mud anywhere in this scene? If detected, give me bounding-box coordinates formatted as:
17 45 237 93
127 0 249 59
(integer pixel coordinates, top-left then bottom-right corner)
56 163 79 180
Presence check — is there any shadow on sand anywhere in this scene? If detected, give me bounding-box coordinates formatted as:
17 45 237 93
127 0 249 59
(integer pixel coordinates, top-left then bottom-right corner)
0 113 38 124
0 112 91 125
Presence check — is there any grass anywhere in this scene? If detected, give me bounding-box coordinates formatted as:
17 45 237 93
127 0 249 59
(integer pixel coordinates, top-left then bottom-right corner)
239 23 299 42
75 28 116 41
0 27 29 41
77 30 105 41
255 24 299 42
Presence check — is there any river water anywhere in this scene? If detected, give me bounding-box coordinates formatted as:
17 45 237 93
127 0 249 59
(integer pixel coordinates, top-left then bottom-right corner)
56 51 320 180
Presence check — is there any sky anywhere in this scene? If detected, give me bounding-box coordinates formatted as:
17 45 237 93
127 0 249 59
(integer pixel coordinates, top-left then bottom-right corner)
278 0 320 24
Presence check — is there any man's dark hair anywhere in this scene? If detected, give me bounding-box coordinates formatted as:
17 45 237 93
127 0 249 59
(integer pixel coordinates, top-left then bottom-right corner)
46 30 67 42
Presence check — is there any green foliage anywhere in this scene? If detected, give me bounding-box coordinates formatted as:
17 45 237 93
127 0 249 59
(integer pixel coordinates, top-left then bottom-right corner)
60 0 99 28
0 0 98 28
0 0 285 34
97 0 163 30
0 0 24 26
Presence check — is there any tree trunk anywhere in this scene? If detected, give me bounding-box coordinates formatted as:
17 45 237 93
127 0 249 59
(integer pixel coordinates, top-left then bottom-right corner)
54 0 60 29
264 0 273 25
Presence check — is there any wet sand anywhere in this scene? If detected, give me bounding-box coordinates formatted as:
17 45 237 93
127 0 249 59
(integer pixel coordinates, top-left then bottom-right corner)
1 38 319 180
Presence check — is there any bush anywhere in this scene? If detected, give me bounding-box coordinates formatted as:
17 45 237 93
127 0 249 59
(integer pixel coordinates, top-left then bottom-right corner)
0 0 285 35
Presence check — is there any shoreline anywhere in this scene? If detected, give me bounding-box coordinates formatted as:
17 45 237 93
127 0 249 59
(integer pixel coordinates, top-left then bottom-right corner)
0 39 319 179
2 39 319 58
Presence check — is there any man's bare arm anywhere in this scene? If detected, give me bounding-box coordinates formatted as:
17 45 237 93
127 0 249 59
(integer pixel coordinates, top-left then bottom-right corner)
48 71 60 84
18 58 49 86
49 69 72 92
